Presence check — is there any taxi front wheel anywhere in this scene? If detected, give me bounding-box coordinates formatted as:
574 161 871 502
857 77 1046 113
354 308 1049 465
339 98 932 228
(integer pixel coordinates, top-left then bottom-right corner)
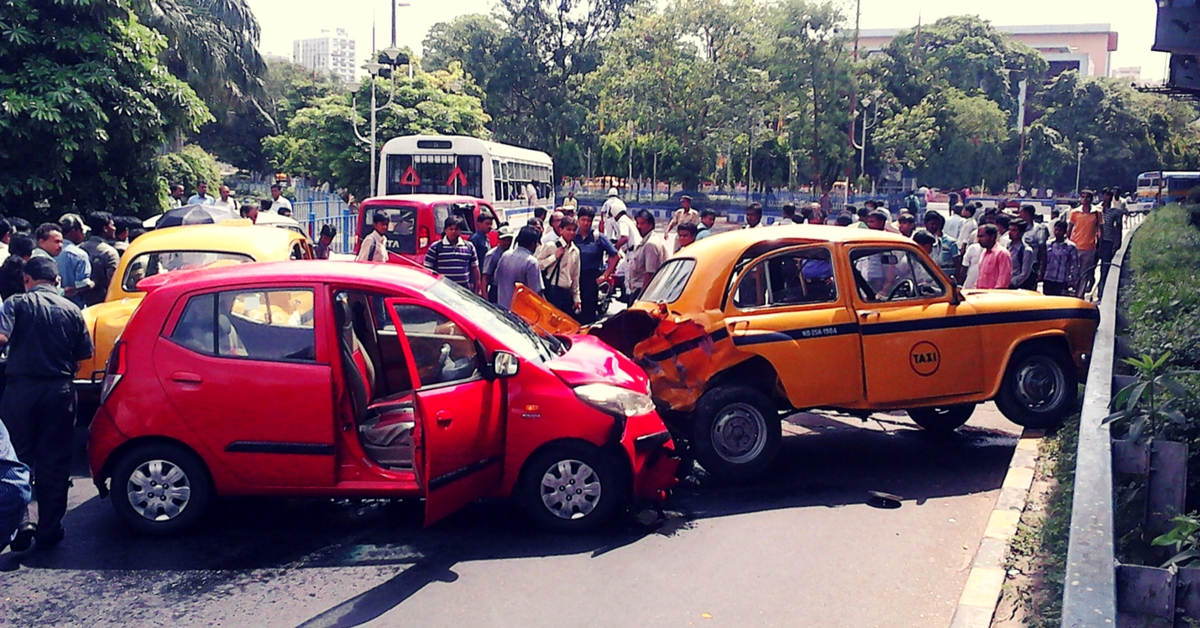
996 346 1078 429
692 386 781 482
110 443 213 536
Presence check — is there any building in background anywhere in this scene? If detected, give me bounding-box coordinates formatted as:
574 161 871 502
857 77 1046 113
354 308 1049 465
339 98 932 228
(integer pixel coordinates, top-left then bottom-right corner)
293 28 357 84
858 24 1119 79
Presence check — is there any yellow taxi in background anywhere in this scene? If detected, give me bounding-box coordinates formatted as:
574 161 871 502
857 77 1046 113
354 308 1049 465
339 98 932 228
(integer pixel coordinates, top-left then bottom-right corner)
75 223 314 404
515 225 1098 480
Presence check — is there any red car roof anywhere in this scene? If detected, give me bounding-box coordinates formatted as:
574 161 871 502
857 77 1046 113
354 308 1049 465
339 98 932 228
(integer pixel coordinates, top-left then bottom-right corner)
360 195 484 205
144 260 439 295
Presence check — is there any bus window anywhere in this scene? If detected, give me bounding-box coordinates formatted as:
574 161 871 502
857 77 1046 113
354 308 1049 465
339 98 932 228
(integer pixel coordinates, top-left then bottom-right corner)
385 154 483 197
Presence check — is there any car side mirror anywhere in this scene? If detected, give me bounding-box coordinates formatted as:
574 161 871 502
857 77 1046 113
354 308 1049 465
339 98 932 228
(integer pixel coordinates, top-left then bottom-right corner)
492 351 520 378
948 276 963 305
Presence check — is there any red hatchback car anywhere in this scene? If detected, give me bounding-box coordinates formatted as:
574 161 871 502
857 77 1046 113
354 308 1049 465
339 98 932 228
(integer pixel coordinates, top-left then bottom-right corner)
88 261 678 534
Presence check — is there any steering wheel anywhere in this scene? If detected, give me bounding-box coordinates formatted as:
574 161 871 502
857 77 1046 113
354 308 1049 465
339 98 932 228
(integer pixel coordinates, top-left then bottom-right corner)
887 279 915 301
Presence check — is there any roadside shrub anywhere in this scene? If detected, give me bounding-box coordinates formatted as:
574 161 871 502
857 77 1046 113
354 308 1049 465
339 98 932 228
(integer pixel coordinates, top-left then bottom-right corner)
158 144 223 200
1124 206 1200 369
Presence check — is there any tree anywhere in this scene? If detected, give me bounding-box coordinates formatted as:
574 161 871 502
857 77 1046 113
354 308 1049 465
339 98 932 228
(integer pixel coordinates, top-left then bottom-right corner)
261 62 489 199
873 97 940 171
922 90 1010 189
875 16 1047 115
424 1 637 171
197 59 343 172
0 0 211 219
158 144 223 192
129 0 266 112
1032 72 1200 191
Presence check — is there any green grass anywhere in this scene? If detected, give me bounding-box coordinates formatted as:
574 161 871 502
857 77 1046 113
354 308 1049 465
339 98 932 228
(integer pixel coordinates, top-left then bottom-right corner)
1001 415 1078 628
1122 205 1200 370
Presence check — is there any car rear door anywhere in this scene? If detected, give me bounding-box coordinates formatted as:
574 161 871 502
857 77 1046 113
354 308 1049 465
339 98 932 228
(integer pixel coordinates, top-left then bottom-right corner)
383 297 505 526
155 285 335 487
848 245 985 404
723 244 865 407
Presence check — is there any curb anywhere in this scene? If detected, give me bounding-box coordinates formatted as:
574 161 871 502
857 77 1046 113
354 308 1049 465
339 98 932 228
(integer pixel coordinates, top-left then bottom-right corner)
949 428 1043 628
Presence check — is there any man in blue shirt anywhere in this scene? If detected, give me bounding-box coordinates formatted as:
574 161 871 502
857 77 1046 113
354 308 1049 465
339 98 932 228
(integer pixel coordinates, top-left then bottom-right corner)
0 419 31 553
495 227 544 309
187 181 215 205
53 216 94 308
574 207 619 324
34 221 93 308
424 217 482 295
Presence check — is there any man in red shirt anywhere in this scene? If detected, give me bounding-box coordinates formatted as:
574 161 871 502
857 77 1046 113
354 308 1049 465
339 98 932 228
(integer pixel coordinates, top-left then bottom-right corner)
975 224 1012 289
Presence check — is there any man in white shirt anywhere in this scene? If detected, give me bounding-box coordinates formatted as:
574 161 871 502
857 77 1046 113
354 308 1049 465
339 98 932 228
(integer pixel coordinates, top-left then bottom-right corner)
212 185 238 215
535 216 582 314
956 205 979 251
186 181 214 205
664 195 701 234
627 209 667 300
357 212 390 263
541 210 564 245
268 184 293 214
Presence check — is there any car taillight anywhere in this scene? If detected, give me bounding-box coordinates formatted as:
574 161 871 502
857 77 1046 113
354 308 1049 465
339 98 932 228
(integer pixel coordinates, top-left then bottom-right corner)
99 340 126 406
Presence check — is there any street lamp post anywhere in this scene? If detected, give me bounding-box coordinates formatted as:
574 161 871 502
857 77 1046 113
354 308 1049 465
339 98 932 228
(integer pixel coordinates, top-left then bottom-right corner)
853 90 882 181
351 49 403 196
1075 141 1085 195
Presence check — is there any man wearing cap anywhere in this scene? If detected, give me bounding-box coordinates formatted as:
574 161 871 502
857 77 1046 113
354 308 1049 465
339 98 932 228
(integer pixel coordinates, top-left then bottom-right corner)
665 195 700 236
482 225 515 303
600 188 639 293
0 256 93 551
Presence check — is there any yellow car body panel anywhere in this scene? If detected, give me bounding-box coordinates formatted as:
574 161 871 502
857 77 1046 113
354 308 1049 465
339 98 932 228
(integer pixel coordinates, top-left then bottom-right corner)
515 224 1099 416
76 224 313 385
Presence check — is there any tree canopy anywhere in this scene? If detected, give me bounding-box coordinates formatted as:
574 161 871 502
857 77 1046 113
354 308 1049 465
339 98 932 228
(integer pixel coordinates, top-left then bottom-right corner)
0 0 210 218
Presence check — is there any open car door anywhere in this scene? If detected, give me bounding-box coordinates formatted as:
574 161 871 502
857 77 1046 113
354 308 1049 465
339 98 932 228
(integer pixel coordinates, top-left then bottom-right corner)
383 297 505 526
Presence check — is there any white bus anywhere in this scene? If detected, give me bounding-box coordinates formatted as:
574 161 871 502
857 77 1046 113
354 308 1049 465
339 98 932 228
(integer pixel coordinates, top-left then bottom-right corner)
377 135 554 226
1136 170 1200 209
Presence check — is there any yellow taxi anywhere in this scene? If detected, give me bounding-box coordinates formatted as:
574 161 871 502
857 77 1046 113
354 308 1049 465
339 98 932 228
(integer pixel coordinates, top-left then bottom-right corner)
76 223 315 400
515 225 1098 480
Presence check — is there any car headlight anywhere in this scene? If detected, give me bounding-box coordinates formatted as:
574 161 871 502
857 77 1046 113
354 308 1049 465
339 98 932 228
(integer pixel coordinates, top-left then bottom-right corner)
574 383 656 418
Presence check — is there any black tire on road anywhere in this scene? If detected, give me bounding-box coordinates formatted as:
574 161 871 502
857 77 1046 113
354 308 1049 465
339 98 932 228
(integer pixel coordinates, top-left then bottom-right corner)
692 386 781 482
907 404 976 433
110 442 213 536
995 345 1078 430
517 441 627 533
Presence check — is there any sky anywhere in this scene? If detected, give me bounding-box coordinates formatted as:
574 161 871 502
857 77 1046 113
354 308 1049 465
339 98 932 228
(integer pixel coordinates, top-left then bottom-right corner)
247 0 1168 82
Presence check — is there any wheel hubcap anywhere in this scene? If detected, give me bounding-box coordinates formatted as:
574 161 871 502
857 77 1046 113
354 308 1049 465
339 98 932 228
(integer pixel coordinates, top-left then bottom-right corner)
128 459 192 521
1014 357 1067 412
539 459 601 520
711 403 767 464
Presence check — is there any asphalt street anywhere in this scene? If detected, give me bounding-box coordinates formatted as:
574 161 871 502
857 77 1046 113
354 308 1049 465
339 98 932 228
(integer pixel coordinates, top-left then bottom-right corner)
0 404 1020 628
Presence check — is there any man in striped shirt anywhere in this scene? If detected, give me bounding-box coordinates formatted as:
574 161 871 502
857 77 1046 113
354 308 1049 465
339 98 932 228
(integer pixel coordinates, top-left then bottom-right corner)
424 217 482 296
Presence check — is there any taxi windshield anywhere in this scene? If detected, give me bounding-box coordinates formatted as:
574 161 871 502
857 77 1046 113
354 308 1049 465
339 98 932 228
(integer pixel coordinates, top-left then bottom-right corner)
362 205 418 255
427 278 564 362
122 251 254 292
639 258 696 303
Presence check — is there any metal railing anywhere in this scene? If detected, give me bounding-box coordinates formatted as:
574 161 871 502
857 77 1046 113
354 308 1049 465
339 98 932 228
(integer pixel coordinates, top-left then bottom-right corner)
1061 210 1148 627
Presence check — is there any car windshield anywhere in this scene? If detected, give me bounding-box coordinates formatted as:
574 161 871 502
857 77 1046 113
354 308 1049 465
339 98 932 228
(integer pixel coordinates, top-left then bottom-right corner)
122 251 254 292
639 258 696 303
427 278 564 363
362 205 419 254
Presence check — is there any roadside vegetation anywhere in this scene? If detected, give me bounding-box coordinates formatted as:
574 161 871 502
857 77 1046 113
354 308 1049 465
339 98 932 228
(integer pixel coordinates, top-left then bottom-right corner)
1110 204 1200 566
994 416 1078 628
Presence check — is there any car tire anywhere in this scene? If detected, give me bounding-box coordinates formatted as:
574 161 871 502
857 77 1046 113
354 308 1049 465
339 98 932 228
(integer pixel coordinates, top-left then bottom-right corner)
907 404 976 433
692 386 781 482
517 441 627 533
995 345 1078 429
110 442 213 536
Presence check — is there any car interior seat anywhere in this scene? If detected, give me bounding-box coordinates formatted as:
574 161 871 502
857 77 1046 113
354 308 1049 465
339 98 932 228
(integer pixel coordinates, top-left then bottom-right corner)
338 296 414 470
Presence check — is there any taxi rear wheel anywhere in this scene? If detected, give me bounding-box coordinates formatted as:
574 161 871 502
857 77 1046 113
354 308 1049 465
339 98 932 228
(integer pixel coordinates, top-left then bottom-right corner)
517 441 627 533
692 386 781 482
110 442 212 536
907 404 976 433
996 346 1078 429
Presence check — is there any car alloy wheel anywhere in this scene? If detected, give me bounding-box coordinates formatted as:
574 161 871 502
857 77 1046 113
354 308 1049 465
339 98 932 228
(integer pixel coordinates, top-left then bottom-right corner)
710 402 768 464
127 459 193 521
539 458 602 520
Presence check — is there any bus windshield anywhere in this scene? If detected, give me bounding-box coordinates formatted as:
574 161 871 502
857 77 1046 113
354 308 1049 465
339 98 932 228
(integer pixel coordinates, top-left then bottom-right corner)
385 154 483 198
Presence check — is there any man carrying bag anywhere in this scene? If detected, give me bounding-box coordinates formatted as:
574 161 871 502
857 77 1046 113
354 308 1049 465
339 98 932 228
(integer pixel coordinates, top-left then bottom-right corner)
535 216 582 315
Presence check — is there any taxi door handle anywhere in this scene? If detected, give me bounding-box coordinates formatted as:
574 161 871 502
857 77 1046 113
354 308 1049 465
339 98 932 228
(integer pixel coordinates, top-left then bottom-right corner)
731 321 750 334
857 310 880 319
170 372 203 384
435 410 453 426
